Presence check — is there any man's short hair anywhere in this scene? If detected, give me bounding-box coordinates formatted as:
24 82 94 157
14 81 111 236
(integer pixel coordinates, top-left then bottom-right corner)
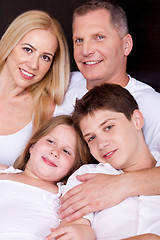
73 0 129 38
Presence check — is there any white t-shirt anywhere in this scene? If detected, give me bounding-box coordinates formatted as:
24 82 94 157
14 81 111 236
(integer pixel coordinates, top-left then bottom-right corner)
63 162 160 239
57 71 160 160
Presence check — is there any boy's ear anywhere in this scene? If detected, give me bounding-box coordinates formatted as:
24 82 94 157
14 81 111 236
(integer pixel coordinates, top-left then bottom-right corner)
132 110 144 130
123 34 133 56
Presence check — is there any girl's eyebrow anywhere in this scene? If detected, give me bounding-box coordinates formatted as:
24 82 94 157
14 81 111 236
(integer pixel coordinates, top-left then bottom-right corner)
21 43 54 57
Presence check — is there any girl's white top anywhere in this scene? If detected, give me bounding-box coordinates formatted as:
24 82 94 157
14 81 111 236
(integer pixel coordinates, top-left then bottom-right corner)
0 166 63 240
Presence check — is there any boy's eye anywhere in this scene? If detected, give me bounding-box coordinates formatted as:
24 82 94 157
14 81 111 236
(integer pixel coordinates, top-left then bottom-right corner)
88 136 95 143
105 125 113 131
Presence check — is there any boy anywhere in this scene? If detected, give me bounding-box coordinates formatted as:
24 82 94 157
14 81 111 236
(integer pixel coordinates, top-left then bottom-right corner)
47 84 160 239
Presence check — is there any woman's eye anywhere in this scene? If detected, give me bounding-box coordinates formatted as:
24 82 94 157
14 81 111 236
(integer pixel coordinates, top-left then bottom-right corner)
23 47 32 53
63 149 71 155
41 55 51 62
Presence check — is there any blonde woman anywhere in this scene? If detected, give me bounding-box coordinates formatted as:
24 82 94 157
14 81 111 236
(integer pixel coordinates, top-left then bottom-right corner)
0 10 70 165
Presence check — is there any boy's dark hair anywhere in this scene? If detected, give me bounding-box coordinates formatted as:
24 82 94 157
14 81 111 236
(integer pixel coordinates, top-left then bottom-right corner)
72 83 139 129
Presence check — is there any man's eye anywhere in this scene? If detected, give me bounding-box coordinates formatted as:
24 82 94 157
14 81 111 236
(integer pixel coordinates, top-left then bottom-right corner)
23 47 32 53
75 38 83 43
41 55 51 62
97 35 104 40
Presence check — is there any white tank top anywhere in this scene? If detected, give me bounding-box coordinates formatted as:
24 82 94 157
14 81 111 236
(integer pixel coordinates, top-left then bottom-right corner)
0 121 33 166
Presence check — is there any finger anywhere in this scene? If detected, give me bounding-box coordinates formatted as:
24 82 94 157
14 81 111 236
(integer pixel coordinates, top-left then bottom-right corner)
59 194 85 219
65 205 93 222
60 183 84 205
45 227 68 240
76 173 98 182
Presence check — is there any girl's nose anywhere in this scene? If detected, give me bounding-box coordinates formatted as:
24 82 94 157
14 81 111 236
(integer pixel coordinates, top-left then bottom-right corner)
50 148 59 158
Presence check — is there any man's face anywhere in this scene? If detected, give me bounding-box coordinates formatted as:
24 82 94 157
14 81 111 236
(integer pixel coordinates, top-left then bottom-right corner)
80 109 142 171
73 9 132 89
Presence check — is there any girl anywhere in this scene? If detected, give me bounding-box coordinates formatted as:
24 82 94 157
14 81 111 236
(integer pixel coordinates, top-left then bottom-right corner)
0 115 93 240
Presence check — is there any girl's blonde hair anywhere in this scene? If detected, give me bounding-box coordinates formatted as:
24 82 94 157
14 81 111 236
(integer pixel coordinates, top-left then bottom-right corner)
14 115 94 184
0 10 70 131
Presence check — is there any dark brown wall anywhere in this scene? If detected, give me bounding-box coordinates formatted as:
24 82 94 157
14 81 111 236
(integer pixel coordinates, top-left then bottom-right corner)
0 0 160 91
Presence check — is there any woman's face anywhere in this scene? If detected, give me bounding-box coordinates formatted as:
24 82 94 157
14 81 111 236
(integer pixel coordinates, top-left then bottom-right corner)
3 28 58 89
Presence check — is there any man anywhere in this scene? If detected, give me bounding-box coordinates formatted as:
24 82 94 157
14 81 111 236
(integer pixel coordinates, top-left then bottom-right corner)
58 0 160 222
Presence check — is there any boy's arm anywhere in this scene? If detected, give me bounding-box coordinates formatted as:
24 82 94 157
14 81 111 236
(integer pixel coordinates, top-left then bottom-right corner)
59 167 160 221
45 218 96 240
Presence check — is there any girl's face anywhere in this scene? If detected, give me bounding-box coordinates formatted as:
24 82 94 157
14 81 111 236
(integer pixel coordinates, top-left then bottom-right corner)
3 28 58 89
26 124 78 182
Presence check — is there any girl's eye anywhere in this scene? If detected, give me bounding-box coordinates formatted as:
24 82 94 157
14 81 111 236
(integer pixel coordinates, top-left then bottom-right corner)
41 55 51 62
47 139 54 144
23 47 32 53
63 149 71 155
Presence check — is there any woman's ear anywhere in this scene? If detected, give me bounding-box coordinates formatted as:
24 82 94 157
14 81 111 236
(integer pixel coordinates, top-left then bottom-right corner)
132 109 144 130
123 34 133 56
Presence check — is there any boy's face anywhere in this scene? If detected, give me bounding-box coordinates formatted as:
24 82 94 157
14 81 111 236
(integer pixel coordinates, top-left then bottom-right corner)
80 109 142 171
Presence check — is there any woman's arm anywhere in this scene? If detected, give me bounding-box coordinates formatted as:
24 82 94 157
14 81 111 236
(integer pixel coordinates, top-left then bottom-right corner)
59 167 160 221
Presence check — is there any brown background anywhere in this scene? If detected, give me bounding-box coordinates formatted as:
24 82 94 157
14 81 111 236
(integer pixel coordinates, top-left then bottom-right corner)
0 0 160 91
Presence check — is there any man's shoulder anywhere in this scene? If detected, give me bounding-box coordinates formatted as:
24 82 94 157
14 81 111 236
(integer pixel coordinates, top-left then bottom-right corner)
127 75 160 99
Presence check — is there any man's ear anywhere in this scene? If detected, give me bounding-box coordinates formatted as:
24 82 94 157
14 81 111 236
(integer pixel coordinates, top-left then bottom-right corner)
123 34 133 56
132 109 144 130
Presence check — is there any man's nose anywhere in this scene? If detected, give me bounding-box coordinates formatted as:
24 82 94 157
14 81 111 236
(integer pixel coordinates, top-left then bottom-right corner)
82 40 94 56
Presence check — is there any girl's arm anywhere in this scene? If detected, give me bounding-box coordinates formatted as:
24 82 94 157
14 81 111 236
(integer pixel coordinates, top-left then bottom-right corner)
45 218 96 240
0 164 8 170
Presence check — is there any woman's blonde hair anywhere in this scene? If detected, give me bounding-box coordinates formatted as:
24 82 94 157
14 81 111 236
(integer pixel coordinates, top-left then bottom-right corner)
0 10 70 131
14 115 94 184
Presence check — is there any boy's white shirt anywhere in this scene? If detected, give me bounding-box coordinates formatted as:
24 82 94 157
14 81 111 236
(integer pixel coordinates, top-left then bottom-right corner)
63 160 160 239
